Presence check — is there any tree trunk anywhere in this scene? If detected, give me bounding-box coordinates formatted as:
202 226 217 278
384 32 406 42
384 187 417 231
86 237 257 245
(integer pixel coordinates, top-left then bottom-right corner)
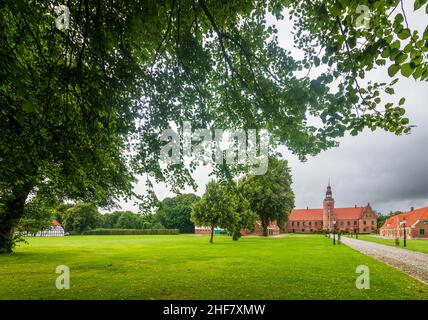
0 185 32 253
232 228 240 241
261 218 269 237
210 226 214 243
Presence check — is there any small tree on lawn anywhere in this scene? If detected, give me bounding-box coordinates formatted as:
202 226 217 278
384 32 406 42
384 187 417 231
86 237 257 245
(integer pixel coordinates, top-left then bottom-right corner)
239 158 295 236
191 181 235 243
228 191 257 241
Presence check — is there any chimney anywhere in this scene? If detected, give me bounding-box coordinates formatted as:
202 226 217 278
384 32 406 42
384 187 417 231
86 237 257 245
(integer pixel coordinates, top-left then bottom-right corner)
410 207 414 211
355 205 357 208
306 206 309 210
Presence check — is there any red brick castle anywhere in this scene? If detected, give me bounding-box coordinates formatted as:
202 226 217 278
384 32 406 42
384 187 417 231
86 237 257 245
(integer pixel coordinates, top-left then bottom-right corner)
285 183 377 233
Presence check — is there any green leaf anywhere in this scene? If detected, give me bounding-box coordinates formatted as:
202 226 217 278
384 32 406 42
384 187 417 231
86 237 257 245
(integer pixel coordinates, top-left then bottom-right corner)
401 63 413 77
395 13 404 23
381 48 390 58
404 43 413 53
414 0 428 10
400 118 409 125
412 66 423 79
391 40 401 49
394 52 407 64
314 56 320 67
388 64 401 77
348 36 357 49
385 87 395 95
399 97 406 105
398 28 411 40
22 101 34 113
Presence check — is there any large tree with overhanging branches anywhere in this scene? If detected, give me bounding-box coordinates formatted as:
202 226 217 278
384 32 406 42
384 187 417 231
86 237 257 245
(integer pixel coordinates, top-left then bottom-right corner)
0 0 427 252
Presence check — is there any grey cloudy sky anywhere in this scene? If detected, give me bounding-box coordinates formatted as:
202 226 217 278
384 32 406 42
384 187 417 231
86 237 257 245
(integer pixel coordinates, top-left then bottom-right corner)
118 3 428 215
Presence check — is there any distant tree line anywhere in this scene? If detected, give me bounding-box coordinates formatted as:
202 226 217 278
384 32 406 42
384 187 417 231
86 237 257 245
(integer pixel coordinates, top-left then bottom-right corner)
17 194 200 235
17 158 296 241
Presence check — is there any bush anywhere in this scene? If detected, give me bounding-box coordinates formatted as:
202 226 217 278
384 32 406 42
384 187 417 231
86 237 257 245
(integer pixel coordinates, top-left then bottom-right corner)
81 228 179 235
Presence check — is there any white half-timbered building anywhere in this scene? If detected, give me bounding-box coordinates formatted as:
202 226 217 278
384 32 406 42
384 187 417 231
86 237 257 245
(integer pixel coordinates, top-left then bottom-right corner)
25 220 66 237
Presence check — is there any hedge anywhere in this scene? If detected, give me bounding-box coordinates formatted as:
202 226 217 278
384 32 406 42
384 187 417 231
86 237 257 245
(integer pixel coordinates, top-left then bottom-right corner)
81 228 179 235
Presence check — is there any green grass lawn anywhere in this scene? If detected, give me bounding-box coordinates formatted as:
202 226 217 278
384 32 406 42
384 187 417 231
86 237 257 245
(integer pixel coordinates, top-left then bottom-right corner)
0 234 427 300
349 234 428 254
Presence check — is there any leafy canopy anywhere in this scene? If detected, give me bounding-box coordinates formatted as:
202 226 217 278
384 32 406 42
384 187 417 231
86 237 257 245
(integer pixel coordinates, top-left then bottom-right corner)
0 0 427 251
1 0 426 199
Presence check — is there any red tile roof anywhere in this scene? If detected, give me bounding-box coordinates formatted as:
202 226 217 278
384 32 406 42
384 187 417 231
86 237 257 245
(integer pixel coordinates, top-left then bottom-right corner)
333 207 365 220
51 220 61 226
289 209 323 221
381 207 428 229
289 207 365 221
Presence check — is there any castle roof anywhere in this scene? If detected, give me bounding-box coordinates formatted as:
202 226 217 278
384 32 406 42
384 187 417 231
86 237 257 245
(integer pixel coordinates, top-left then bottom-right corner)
289 207 366 221
381 207 428 229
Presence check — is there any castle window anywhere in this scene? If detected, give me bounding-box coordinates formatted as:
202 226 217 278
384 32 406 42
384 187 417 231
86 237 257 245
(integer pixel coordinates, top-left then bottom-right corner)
420 229 425 236
354 221 357 225
372 221 374 225
297 222 300 226
347 221 350 226
292 221 295 226
363 221 366 225
309 221 311 226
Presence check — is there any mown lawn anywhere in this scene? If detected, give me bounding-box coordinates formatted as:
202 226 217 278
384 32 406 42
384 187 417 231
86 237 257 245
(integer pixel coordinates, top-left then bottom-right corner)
351 234 428 254
0 234 427 300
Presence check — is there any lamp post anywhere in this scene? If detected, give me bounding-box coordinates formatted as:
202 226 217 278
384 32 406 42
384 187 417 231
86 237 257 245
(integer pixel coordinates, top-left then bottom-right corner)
402 219 407 247
333 220 337 245
356 220 359 239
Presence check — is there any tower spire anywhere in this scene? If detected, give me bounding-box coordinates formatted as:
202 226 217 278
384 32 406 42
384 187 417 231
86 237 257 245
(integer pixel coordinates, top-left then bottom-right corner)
323 179 335 231
325 180 332 198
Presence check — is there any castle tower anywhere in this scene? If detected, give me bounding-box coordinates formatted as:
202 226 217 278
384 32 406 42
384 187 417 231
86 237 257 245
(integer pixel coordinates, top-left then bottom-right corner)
323 181 335 231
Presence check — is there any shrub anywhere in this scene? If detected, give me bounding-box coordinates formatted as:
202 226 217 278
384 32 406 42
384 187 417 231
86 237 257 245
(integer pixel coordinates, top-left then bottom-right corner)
81 228 179 235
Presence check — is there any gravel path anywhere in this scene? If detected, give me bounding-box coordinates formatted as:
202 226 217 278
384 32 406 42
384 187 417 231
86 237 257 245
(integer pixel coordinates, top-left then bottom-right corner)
336 235 428 285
